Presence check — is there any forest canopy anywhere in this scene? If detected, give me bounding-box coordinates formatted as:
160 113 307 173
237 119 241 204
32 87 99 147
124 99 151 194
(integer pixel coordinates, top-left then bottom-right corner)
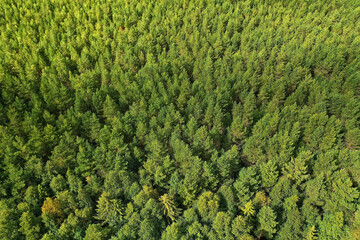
1 0 360 239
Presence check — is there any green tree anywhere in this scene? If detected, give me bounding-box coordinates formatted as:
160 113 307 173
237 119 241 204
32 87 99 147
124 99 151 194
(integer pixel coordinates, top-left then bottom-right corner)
232 215 253 240
260 160 278 189
161 222 184 240
95 192 124 226
197 191 220 222
318 212 345 240
19 211 42 240
256 206 277 239
212 211 234 240
282 150 312 187
0 200 21 240
234 167 259 207
277 195 304 240
84 224 111 240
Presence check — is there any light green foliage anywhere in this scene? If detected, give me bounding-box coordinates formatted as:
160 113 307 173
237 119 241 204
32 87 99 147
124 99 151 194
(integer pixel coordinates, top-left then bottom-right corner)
212 211 234 240
231 215 253 239
283 151 312 187
19 211 41 240
325 169 359 216
161 222 183 240
95 192 124 226
84 224 110 240
260 160 278 189
197 191 220 222
318 212 345 240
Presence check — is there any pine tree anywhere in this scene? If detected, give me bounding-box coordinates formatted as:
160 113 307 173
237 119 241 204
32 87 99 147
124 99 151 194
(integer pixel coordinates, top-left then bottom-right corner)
159 193 179 222
257 206 277 239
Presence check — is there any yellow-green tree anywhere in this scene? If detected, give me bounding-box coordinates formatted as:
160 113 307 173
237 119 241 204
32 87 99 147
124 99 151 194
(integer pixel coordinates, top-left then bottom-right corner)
41 197 64 220
241 201 255 217
159 193 179 222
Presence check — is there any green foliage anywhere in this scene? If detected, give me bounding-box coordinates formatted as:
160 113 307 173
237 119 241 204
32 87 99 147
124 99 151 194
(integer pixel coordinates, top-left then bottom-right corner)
260 160 279 189
19 211 42 240
1 0 360 238
211 211 234 240
256 206 277 239
0 200 21 240
234 167 259 207
95 192 124 226
283 150 312 187
231 215 253 239
84 224 110 240
197 191 220 222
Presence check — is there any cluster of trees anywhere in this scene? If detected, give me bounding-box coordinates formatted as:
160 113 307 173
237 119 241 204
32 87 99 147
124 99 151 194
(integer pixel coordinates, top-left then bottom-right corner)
1 0 360 239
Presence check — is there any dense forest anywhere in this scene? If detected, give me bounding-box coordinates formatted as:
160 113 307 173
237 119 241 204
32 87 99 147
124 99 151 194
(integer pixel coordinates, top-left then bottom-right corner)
1 0 360 239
